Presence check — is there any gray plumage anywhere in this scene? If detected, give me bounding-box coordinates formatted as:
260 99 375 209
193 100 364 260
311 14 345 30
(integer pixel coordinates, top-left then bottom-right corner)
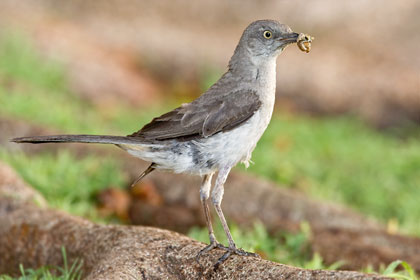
11 20 302 267
129 89 261 140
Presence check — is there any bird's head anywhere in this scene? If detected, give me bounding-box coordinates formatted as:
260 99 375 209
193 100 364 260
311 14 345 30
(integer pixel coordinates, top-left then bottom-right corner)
240 20 299 58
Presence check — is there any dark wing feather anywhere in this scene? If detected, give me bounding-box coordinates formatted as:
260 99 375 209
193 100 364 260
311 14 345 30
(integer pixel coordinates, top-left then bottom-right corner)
129 90 261 140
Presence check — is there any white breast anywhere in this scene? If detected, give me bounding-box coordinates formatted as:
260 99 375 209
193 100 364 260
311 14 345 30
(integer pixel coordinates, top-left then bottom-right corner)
193 58 278 172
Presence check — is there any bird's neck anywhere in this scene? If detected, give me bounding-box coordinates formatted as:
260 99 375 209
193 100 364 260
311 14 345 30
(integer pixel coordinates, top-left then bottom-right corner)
228 45 277 85
255 58 277 102
229 49 277 94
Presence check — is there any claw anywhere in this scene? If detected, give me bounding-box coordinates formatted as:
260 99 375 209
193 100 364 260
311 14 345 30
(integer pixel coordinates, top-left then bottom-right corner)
195 241 227 263
196 242 259 270
213 246 259 271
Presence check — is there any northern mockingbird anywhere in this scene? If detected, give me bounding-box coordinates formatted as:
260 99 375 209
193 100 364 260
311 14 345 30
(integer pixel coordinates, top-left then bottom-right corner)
12 20 312 268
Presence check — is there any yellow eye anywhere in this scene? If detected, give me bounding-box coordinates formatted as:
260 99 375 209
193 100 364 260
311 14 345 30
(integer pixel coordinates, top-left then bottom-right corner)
263 30 272 39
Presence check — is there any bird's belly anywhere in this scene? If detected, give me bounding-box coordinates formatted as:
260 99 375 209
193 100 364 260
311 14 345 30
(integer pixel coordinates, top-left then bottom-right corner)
189 109 270 173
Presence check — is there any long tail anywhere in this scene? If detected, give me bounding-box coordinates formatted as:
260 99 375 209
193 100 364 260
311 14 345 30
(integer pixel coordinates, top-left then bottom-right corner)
10 135 144 145
11 134 157 183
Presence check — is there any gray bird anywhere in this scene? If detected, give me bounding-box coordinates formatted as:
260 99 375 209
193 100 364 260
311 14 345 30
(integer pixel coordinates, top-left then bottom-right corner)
12 20 307 267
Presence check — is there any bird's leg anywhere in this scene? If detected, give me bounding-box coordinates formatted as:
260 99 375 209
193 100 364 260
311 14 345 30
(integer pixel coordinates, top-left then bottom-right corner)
210 166 259 269
201 173 216 243
196 173 226 261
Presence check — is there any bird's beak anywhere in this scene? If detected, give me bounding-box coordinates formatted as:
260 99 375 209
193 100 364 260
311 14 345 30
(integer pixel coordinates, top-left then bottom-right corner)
278 32 300 44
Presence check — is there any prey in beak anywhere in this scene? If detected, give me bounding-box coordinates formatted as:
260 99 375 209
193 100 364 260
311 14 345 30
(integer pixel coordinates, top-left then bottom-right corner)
278 32 314 53
297 33 314 53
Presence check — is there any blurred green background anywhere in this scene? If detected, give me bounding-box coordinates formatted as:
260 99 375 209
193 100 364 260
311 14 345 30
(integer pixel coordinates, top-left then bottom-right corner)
0 0 419 278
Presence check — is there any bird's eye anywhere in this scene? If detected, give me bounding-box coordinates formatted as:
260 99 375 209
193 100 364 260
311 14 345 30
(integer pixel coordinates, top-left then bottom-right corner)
263 30 272 39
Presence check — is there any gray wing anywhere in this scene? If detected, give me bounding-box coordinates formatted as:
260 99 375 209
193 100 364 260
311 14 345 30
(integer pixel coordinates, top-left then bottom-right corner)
129 89 261 140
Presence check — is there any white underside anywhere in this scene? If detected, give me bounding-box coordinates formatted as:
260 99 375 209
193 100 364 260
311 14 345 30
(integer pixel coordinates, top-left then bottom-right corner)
191 107 272 173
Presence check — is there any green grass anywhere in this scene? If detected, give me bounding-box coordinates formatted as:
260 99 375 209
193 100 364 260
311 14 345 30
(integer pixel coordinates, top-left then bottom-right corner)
0 32 419 278
0 247 83 280
0 32 66 92
0 150 126 221
380 260 419 280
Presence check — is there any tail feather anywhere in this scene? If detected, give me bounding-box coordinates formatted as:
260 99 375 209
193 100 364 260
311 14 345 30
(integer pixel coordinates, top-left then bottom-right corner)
11 135 144 145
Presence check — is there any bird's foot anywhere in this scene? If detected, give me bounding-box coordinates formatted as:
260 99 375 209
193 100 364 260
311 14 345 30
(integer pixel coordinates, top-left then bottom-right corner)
195 241 227 262
196 242 259 271
213 245 259 271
